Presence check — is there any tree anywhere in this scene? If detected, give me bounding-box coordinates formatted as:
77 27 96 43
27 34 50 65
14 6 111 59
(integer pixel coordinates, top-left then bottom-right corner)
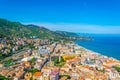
54 59 59 65
60 57 64 63
113 66 120 72
0 75 9 80
29 58 36 63
79 54 81 57
27 69 39 73
60 75 70 79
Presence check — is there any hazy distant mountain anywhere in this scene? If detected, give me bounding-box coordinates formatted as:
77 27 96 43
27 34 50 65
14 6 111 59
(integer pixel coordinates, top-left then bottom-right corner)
55 31 79 37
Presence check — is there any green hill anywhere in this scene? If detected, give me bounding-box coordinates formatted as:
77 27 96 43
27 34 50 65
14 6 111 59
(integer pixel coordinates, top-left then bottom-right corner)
55 31 79 37
0 18 63 39
0 18 91 41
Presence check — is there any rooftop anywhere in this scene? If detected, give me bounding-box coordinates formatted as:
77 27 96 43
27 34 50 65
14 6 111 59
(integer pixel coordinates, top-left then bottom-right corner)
33 72 42 77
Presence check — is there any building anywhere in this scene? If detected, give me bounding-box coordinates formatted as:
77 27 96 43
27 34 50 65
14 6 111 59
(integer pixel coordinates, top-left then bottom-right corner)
42 72 50 80
24 72 32 80
33 72 42 80
50 71 59 80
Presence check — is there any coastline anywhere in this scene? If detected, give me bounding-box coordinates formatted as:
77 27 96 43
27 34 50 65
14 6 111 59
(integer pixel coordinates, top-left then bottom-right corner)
74 42 119 61
75 36 120 60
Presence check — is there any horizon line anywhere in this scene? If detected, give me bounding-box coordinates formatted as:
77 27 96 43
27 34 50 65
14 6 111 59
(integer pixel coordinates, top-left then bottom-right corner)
22 22 120 34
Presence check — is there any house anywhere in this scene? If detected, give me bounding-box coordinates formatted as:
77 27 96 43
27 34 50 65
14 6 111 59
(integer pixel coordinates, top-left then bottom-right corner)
7 70 15 79
24 72 32 80
59 76 67 80
34 62 43 70
59 69 65 75
109 70 120 79
61 66 70 72
50 71 59 80
0 64 3 68
41 66 51 74
33 72 42 80
24 61 31 69
0 69 9 77
71 72 80 80
13 66 25 80
42 72 50 80
32 50 39 57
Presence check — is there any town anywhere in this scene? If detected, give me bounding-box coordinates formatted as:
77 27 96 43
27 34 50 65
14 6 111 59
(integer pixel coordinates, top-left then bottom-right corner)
0 37 120 80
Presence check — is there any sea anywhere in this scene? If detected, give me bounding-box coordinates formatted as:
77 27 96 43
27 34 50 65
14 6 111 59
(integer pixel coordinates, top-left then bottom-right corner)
75 34 120 60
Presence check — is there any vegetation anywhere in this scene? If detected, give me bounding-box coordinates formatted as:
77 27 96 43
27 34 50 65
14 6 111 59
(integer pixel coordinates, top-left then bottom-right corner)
0 18 91 60
0 18 69 39
96 67 106 73
29 58 36 64
0 53 5 61
0 75 9 80
113 66 120 72
79 54 81 57
0 18 90 40
3 58 17 67
27 69 39 73
54 57 65 67
60 75 71 79
54 59 59 64
98 69 105 73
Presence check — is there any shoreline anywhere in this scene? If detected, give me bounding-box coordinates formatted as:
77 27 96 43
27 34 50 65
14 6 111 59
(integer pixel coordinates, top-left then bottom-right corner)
74 42 119 61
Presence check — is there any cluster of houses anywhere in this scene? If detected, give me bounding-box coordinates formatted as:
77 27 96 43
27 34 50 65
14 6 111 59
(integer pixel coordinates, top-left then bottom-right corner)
0 37 52 56
0 38 120 80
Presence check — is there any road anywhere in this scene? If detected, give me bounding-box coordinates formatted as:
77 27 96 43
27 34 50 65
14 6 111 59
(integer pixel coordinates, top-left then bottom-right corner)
1 48 29 63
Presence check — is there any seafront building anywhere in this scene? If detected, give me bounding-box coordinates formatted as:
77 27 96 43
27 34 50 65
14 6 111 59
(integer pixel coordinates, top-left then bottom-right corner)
0 38 120 80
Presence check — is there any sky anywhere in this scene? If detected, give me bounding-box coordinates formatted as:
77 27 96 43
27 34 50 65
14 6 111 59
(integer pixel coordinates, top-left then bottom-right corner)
0 0 120 34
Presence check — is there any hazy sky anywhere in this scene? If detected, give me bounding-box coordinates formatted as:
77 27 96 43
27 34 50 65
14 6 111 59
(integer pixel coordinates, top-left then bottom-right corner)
0 0 120 34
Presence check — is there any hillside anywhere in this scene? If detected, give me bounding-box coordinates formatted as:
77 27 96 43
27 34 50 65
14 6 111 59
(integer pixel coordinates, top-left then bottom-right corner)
55 31 79 37
0 18 63 39
0 18 91 41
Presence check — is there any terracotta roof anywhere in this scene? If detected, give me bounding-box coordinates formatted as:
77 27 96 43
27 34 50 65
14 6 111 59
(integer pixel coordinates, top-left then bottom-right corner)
42 66 50 70
33 72 42 77
52 67 59 71
60 69 65 73
78 78 84 80
71 78 76 80
84 65 90 69
102 64 110 69
1 70 9 75
60 76 67 80
24 61 30 65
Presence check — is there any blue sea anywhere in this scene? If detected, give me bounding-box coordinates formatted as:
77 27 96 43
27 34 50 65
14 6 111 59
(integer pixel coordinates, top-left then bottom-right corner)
76 34 120 60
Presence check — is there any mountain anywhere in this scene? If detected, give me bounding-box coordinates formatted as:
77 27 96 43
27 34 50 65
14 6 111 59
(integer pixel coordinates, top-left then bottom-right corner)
55 31 79 37
0 18 81 40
